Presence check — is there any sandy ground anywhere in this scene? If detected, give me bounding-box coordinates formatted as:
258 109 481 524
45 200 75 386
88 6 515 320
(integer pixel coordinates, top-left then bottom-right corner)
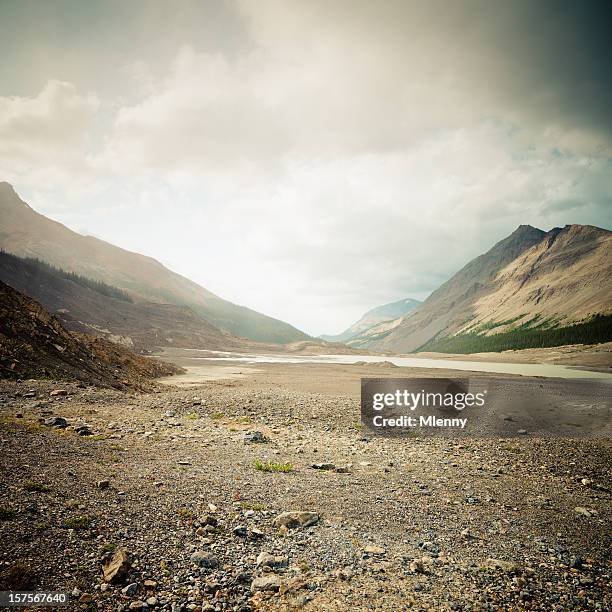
0 361 610 611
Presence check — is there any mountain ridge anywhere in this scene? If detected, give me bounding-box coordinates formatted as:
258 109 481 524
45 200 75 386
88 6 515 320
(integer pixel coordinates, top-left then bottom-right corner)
373 223 611 353
0 182 309 344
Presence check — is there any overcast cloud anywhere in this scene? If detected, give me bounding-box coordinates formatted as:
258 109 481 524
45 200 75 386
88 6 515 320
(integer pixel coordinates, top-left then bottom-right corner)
0 0 610 335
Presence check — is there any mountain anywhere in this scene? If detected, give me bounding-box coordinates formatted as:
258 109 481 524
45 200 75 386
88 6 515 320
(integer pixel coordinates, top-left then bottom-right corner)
0 182 309 344
320 297 421 345
0 251 237 351
372 224 612 353
0 280 181 387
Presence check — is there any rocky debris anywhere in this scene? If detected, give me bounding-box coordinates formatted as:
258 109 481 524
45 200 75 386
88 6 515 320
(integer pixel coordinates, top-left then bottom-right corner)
102 549 130 583
50 389 68 397
244 431 267 443
273 511 319 529
96 479 110 489
190 551 219 569
251 574 282 593
43 416 67 428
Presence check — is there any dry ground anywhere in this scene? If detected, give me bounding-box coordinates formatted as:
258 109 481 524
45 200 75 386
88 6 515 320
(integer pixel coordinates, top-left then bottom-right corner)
0 362 610 611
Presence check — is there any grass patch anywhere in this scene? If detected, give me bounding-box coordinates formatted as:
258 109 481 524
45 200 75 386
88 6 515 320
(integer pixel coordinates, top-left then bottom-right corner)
63 514 93 530
235 416 252 425
177 507 194 519
254 460 293 473
211 411 224 420
101 542 116 552
240 501 268 511
186 412 199 420
24 481 51 492
34 521 51 530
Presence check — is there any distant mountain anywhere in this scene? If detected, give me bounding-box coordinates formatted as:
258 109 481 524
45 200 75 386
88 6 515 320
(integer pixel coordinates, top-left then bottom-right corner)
0 280 181 387
0 182 310 344
320 297 421 345
371 224 612 353
0 252 236 351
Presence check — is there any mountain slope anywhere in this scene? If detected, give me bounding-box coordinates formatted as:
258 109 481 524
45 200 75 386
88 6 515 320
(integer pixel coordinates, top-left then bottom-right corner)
0 182 309 344
0 280 181 387
320 297 421 344
374 224 612 353
0 252 236 351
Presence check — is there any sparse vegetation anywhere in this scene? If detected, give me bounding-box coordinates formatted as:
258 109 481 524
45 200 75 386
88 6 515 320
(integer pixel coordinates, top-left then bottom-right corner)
63 514 93 529
24 481 51 492
239 501 268 511
419 314 612 353
254 460 293 473
0 251 133 302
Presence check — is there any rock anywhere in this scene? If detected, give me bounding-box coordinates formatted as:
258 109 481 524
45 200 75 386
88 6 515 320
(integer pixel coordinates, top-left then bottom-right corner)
97 480 110 489
74 424 92 436
364 545 385 555
78 593 92 603
574 506 592 517
251 575 282 592
144 579 157 588
273 511 319 529
146 597 158 606
233 525 248 537
311 463 336 470
190 551 219 568
201 514 218 527
129 602 146 611
409 559 426 574
244 431 267 443
570 556 584 569
44 416 67 428
102 548 130 583
485 558 521 573
71 587 82 598
517 429 528 435
50 389 68 397
256 552 287 568
334 465 351 473
249 528 264 539
122 583 138 596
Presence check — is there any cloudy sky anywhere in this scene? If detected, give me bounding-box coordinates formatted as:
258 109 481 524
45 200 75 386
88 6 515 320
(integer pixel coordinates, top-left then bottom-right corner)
1 0 611 335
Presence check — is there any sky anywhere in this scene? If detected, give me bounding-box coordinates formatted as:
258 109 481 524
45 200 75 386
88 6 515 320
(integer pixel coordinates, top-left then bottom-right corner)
0 0 611 336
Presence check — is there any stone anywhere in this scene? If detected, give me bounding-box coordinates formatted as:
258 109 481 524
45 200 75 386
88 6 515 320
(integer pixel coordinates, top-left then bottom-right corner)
129 602 146 611
364 545 385 555
102 548 130 583
233 525 248 537
273 511 319 529
244 431 267 443
143 579 157 588
485 558 521 573
78 593 92 603
409 559 426 574
97 480 110 489
190 551 219 569
44 416 67 428
251 575 282 592
201 514 217 527
122 583 138 596
50 389 68 397
256 552 287 568
311 463 336 470
574 507 592 517
146 596 158 606
74 424 92 436
249 528 264 539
